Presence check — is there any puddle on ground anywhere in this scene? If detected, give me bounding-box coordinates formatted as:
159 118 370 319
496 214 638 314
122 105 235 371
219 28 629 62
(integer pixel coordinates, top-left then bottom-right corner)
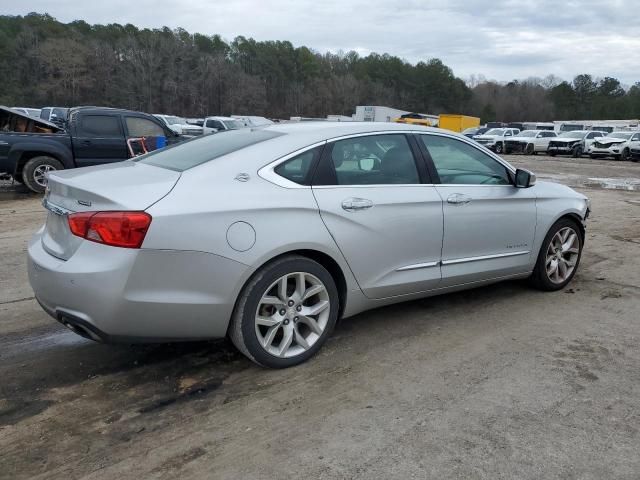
583 178 640 191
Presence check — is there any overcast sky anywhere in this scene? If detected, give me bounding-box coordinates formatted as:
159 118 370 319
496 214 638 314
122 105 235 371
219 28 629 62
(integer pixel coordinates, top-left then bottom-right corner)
6 0 640 85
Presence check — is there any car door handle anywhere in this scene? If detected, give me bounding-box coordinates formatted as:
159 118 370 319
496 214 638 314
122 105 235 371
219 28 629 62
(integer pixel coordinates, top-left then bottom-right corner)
447 193 471 205
81 140 92 146
342 197 373 211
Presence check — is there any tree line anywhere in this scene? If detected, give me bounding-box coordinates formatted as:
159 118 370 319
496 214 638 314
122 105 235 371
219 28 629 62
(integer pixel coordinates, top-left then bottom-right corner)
2 13 640 122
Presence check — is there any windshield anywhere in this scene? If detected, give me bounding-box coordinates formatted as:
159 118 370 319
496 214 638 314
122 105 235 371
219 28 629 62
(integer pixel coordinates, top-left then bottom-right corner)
516 130 537 137
223 120 243 130
559 131 585 138
485 128 505 135
164 116 186 125
137 128 283 171
606 132 633 140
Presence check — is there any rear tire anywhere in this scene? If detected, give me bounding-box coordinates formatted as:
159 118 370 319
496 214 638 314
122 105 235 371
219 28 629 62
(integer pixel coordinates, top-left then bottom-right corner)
525 143 534 155
529 218 583 291
22 156 63 194
494 143 504 154
229 255 339 368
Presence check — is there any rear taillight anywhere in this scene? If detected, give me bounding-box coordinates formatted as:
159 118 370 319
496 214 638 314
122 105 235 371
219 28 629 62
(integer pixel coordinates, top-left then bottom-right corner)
67 211 152 248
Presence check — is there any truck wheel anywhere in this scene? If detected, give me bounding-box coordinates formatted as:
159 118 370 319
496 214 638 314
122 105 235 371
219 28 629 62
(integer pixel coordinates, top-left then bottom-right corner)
22 156 63 194
495 143 503 154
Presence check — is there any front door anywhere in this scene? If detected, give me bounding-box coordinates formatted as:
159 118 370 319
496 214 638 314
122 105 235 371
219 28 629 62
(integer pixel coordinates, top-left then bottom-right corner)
71 114 128 167
311 133 443 299
417 133 537 287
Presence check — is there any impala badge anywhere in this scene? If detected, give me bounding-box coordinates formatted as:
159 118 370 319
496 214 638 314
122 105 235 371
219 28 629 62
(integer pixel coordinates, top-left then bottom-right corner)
77 199 92 207
235 173 250 182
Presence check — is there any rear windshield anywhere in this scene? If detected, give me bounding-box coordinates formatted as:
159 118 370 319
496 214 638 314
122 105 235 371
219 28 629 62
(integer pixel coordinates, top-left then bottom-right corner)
136 128 283 171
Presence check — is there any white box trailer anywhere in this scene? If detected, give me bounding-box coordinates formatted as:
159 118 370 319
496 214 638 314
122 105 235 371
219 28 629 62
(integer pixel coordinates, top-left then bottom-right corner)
554 119 640 133
354 106 410 122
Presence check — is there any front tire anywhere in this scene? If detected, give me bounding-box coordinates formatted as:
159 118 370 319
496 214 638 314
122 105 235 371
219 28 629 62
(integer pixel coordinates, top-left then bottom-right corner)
22 156 63 193
572 146 583 158
529 218 583 291
621 149 629 161
229 255 339 368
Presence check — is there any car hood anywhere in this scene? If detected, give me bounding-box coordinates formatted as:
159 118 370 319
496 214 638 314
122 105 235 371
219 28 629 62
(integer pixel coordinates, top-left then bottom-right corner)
552 137 582 143
474 135 501 140
595 138 626 145
509 136 536 142
536 180 588 202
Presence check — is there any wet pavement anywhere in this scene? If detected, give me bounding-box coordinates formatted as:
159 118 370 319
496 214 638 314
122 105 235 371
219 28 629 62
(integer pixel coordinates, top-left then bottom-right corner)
1 154 639 479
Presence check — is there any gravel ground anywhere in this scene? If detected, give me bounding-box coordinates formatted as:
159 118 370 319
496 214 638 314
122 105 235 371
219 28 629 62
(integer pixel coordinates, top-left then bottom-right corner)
0 154 639 479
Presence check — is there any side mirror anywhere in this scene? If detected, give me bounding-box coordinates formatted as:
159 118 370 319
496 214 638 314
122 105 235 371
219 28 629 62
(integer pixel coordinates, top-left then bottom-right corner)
515 168 536 188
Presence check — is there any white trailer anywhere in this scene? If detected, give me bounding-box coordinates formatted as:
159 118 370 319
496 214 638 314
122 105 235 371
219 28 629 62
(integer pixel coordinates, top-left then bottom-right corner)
354 106 410 122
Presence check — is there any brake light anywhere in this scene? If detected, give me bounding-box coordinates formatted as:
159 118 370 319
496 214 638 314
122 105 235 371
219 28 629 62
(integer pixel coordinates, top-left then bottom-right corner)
67 211 152 248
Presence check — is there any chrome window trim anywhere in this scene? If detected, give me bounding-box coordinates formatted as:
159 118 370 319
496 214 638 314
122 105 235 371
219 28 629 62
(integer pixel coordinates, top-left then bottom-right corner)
396 261 440 271
441 250 530 265
259 129 520 189
257 141 326 189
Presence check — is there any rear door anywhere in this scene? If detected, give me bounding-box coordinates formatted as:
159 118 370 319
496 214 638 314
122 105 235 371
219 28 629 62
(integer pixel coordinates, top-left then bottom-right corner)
71 114 128 167
311 132 443 299
417 133 537 287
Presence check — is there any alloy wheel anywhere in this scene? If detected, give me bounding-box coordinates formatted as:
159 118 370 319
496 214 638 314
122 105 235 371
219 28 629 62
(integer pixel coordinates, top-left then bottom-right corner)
254 272 330 358
33 164 56 187
545 227 580 284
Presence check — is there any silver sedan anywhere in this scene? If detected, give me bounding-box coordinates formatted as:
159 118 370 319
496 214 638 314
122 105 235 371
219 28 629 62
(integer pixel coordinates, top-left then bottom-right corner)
28 123 589 367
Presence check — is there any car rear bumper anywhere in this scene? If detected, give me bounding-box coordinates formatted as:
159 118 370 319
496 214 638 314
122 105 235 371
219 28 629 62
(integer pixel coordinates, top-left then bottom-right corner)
28 230 248 342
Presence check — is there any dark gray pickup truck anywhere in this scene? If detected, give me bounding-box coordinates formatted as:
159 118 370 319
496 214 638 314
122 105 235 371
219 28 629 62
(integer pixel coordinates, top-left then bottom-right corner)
0 106 181 193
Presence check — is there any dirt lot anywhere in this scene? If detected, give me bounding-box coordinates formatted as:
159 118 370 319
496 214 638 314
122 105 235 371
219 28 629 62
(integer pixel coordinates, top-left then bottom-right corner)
1 154 639 479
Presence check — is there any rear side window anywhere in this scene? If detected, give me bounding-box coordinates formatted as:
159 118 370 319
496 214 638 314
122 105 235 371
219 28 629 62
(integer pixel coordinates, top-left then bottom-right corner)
40 108 51 120
137 129 283 171
326 134 419 185
274 146 322 185
78 115 122 137
126 117 165 137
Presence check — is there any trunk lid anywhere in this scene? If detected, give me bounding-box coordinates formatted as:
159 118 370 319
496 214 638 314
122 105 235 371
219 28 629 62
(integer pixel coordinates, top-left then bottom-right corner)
41 161 180 260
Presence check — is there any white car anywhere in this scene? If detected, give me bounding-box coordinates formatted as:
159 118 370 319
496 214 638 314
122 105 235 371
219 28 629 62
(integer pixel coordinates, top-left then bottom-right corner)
231 115 274 128
202 116 244 134
473 128 520 154
547 130 606 157
154 114 203 136
588 131 640 160
504 130 557 154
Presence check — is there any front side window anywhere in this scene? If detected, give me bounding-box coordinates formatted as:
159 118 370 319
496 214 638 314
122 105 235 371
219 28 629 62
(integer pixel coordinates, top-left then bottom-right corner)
274 146 322 185
420 135 511 185
77 115 122 137
328 134 419 185
206 119 224 130
125 117 165 137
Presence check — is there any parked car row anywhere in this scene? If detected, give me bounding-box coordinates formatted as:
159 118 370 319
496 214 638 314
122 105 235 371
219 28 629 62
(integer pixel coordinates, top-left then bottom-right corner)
464 123 640 161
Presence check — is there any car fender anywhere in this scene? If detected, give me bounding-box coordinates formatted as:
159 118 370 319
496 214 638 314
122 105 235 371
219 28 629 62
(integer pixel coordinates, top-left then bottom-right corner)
529 183 588 268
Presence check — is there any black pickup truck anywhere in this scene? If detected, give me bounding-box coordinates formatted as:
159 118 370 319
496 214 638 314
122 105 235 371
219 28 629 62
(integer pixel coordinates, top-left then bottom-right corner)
0 106 181 193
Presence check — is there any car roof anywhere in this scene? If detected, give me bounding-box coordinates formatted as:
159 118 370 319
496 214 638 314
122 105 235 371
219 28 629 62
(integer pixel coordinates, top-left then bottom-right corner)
258 121 434 142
